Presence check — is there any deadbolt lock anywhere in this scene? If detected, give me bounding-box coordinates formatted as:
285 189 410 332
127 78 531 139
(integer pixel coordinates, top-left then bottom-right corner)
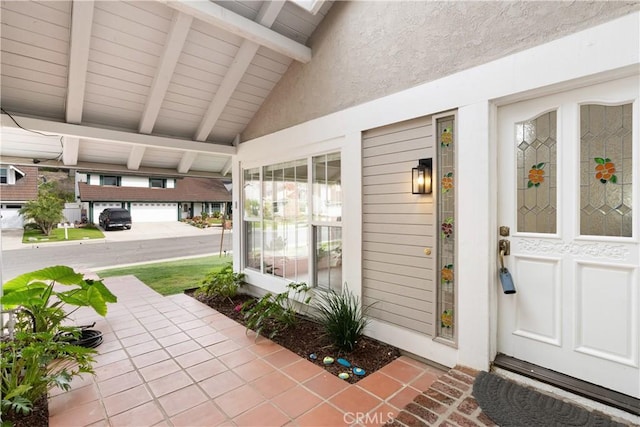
499 226 510 237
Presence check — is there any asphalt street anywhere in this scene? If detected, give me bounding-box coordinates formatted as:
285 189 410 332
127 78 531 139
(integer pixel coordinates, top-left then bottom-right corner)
0 233 233 282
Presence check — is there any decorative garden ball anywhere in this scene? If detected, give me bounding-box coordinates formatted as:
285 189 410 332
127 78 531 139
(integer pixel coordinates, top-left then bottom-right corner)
323 356 334 365
338 372 350 380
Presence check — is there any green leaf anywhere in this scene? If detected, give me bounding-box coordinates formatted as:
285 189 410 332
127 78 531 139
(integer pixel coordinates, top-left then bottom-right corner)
610 175 617 184
56 290 88 306
3 266 83 290
605 158 611 163
594 157 605 164
0 288 46 307
527 181 533 188
536 162 545 169
86 287 108 317
87 279 118 303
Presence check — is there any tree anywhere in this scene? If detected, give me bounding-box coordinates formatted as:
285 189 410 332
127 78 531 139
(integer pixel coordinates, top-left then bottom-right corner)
19 182 64 236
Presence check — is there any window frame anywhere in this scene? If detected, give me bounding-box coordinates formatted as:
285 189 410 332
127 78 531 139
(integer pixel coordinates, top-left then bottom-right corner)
101 175 121 186
149 178 167 188
241 152 342 290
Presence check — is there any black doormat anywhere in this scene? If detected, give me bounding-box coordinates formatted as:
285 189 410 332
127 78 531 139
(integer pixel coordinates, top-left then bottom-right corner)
472 371 628 427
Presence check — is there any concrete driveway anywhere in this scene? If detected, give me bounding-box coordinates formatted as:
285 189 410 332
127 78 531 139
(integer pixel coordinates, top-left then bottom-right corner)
0 222 229 250
98 221 224 242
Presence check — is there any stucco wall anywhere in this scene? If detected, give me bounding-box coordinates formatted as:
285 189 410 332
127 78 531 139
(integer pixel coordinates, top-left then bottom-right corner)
242 1 640 141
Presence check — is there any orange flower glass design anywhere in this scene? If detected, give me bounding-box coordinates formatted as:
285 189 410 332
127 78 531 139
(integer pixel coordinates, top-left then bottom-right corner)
441 309 453 328
594 157 617 184
441 265 453 284
442 173 453 194
527 163 545 188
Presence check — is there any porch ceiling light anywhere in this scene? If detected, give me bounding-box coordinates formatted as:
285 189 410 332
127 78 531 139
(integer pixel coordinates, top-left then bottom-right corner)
412 158 432 194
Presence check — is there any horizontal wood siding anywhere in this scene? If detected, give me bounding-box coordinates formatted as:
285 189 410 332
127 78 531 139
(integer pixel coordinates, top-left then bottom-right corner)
362 116 435 336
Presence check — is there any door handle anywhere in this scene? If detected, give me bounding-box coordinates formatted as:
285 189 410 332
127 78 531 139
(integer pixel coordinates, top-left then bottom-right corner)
498 239 510 256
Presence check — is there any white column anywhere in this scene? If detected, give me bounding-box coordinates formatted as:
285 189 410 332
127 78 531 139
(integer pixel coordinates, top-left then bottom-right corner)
456 101 493 370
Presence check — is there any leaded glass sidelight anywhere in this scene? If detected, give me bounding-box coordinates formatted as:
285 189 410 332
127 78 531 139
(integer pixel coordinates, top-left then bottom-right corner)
516 111 557 233
580 103 633 237
437 116 455 341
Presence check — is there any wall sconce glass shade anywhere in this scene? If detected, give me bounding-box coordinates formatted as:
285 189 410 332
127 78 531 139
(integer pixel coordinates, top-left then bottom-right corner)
412 158 432 194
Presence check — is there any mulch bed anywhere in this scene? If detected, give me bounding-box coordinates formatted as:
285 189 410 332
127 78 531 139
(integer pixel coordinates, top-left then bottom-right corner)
190 291 401 384
3 396 48 427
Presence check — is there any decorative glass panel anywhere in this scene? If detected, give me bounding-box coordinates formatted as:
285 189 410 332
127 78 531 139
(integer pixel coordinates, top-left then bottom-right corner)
516 111 557 233
580 104 633 237
437 116 455 341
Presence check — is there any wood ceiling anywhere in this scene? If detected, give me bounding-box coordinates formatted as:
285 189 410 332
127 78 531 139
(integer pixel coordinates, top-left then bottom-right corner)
0 1 332 177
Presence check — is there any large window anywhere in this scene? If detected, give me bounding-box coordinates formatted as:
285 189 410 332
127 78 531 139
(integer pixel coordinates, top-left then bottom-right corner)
243 153 341 290
0 168 7 184
312 153 342 290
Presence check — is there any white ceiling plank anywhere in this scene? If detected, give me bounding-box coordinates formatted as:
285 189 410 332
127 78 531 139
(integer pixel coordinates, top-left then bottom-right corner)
139 12 193 134
161 0 311 63
1 113 236 156
66 0 95 124
62 136 80 165
177 151 197 173
194 1 285 142
127 146 146 170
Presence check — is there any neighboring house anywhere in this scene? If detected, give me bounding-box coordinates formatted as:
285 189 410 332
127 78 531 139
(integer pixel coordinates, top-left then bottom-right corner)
76 173 231 224
0 165 37 229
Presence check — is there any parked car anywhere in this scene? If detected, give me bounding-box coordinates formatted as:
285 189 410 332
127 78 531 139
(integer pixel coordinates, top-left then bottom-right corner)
99 208 132 230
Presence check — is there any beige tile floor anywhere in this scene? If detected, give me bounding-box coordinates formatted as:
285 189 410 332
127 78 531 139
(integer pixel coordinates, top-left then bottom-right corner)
49 275 446 427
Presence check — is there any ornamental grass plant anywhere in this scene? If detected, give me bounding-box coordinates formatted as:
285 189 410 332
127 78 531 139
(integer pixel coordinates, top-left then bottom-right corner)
313 286 372 352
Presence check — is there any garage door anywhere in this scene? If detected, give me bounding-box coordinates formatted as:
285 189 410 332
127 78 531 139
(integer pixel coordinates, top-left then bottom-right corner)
130 203 177 222
0 208 23 229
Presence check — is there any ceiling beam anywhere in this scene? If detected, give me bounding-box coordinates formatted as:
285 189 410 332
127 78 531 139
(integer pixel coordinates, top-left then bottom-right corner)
1 156 225 179
66 0 95 124
1 113 236 156
162 0 311 63
127 146 146 170
194 1 284 142
139 11 193 134
62 137 80 165
221 134 239 176
177 151 197 173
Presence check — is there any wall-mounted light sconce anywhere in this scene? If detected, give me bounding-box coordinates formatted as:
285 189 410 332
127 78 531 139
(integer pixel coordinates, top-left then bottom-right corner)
412 158 432 194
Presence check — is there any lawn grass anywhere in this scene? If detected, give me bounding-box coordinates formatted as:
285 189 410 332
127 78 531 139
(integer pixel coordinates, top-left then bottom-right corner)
22 226 105 243
97 255 230 296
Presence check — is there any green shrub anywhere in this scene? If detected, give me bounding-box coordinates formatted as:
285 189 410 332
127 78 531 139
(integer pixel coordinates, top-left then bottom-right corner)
1 331 96 418
1 266 117 334
242 282 310 339
195 263 245 302
313 287 372 352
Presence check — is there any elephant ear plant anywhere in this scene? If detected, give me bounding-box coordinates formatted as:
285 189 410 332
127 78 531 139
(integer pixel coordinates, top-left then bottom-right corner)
0 266 117 422
1 265 117 334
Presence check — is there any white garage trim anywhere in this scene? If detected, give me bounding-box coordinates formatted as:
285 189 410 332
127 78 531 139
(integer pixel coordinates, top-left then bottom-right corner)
130 203 178 222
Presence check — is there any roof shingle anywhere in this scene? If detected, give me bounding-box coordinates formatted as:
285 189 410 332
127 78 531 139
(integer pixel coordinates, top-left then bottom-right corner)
78 177 231 202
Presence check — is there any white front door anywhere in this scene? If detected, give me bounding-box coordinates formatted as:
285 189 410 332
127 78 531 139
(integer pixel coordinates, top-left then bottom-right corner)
497 76 639 398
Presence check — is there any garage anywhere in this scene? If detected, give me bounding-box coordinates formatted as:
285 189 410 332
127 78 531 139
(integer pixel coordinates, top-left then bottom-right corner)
0 206 23 229
130 203 177 222
93 202 123 223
